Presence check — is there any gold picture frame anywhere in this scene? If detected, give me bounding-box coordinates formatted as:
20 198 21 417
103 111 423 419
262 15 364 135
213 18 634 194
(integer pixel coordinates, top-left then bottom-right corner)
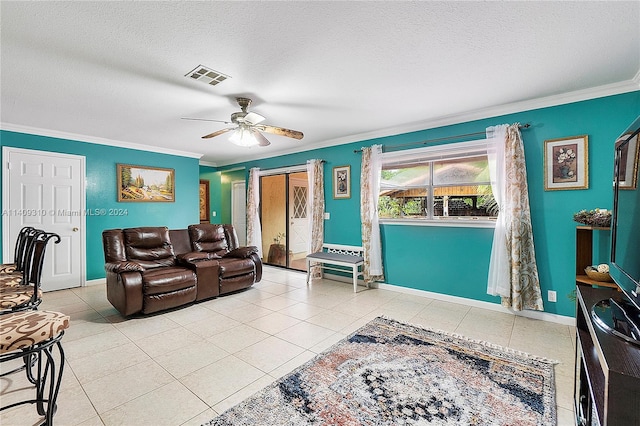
199 179 210 222
333 165 351 199
544 135 589 191
117 164 175 202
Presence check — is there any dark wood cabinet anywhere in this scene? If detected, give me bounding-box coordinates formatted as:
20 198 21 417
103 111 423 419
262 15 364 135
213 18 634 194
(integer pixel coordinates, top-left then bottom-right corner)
575 285 640 425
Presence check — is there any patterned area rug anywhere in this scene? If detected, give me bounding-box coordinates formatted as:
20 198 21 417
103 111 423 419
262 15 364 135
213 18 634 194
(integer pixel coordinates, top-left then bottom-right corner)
205 317 557 426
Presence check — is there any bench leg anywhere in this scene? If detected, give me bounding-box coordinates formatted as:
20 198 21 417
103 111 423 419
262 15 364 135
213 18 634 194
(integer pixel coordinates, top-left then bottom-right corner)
353 265 358 292
306 259 311 285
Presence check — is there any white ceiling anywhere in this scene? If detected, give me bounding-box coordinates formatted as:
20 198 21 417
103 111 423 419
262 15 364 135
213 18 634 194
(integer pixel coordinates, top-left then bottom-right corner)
1 1 639 166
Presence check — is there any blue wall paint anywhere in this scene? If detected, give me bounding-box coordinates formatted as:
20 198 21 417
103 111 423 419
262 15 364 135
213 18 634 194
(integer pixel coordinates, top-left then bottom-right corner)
220 91 640 317
1 131 200 280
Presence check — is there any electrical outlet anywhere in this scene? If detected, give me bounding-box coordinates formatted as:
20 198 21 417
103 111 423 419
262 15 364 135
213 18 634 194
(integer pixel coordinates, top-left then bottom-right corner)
548 290 557 302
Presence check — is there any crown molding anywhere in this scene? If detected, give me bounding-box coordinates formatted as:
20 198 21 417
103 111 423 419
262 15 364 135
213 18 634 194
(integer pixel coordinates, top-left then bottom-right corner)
199 160 218 168
3 75 638 167
216 77 640 166
0 122 204 159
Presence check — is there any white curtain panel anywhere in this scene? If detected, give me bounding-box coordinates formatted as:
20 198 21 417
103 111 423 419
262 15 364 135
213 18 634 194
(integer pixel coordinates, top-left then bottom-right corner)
360 145 385 283
246 167 263 258
486 124 543 311
306 159 325 278
486 124 510 298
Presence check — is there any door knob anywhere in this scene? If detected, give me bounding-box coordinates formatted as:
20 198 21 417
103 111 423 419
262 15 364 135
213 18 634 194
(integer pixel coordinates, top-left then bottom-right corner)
72 227 79 232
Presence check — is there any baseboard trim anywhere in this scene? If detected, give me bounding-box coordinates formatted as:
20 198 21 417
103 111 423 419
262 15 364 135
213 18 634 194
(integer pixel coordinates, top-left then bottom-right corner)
323 273 576 326
85 278 106 287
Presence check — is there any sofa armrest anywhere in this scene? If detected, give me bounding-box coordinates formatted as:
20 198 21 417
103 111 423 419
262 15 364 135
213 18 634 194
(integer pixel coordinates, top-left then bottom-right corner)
224 246 259 259
185 259 221 301
105 261 144 273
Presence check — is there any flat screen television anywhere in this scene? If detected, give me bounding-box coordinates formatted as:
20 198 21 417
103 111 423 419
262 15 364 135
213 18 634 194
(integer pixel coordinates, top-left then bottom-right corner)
594 115 640 344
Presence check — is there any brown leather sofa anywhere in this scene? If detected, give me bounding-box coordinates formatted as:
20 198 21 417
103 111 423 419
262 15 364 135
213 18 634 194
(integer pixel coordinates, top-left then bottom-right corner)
102 224 261 316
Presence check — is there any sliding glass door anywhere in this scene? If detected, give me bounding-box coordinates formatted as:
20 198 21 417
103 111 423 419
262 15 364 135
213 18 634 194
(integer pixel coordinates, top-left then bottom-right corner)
260 172 309 271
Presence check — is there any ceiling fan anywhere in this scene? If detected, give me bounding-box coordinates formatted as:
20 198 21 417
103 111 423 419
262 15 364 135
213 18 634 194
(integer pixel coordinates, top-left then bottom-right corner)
183 97 303 147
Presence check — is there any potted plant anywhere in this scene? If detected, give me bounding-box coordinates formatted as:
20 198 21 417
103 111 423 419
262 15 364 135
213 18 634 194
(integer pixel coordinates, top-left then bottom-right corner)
267 232 288 266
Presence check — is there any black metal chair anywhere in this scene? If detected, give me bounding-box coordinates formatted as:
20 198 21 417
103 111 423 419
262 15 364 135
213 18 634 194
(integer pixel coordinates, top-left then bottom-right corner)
0 227 42 278
0 232 61 313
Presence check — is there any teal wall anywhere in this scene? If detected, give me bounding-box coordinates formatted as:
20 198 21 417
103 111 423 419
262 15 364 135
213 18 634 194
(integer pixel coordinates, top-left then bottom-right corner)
0 131 200 280
199 165 220 223
4 91 637 317
197 167 245 224
216 91 640 317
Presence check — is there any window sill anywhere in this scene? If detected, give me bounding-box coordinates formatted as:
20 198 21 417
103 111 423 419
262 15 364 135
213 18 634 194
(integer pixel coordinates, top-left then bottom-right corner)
380 218 496 229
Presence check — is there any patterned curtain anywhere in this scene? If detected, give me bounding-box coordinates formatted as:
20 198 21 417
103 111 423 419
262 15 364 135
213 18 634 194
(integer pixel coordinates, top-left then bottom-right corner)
306 159 325 278
486 124 543 311
246 167 263 259
360 145 384 283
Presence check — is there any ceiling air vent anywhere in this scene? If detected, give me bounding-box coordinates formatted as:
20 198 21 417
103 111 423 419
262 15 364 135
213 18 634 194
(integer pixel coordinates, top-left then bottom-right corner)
185 65 230 86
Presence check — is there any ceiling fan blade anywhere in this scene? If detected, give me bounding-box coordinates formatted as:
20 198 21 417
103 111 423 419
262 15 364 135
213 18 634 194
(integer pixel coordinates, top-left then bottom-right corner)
259 125 304 140
253 131 271 147
202 128 234 139
182 117 232 124
244 112 266 125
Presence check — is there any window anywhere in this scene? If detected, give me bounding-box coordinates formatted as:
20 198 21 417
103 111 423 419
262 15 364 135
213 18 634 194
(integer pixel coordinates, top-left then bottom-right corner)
378 140 497 224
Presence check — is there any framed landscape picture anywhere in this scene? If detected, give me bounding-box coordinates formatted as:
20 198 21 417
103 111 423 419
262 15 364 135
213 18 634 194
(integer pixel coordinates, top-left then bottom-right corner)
333 165 351 199
117 164 175 202
544 135 589 191
615 133 639 190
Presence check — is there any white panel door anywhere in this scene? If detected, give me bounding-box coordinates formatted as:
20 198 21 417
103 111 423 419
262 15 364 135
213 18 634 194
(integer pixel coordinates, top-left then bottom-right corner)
231 180 247 246
289 177 309 255
3 147 85 291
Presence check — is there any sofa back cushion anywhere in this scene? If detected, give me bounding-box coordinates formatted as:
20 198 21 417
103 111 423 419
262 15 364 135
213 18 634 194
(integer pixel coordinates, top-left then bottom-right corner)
169 229 192 256
123 227 176 269
188 224 229 257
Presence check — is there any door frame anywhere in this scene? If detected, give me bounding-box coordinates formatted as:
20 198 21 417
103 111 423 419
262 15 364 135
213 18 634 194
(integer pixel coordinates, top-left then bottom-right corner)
231 179 247 246
258 165 309 270
2 146 87 287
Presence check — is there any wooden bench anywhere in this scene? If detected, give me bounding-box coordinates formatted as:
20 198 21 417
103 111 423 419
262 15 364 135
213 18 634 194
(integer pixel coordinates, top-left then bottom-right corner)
306 244 365 292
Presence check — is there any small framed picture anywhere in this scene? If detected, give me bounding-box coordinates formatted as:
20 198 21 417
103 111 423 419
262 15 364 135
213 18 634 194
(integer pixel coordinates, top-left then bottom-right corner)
199 179 210 222
615 133 639 190
333 165 351 199
544 135 589 191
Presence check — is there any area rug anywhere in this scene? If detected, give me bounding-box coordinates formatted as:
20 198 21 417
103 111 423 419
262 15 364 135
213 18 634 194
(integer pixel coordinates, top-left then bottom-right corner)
204 317 557 426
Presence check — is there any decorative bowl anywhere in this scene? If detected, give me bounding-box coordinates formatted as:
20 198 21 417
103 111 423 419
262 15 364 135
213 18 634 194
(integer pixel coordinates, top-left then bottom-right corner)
573 209 611 227
585 266 612 282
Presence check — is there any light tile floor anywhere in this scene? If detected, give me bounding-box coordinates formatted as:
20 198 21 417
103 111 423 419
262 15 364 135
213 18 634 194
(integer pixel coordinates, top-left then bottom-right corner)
1 267 576 425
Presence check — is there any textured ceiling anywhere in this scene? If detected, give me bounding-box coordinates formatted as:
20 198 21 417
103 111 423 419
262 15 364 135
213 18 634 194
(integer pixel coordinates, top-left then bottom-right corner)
1 1 639 166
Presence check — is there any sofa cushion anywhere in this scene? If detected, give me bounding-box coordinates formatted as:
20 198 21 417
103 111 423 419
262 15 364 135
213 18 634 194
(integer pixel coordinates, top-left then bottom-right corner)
218 258 254 278
188 224 229 256
142 267 196 295
124 227 176 269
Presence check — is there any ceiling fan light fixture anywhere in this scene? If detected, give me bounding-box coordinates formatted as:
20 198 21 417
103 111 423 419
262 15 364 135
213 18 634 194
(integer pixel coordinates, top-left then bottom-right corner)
229 127 259 147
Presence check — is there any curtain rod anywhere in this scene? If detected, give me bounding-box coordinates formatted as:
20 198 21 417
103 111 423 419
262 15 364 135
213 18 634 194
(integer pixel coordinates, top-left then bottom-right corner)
258 160 326 177
353 123 531 153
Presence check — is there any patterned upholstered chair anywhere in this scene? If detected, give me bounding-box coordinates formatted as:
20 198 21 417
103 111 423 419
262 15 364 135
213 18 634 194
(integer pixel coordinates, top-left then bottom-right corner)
0 310 70 425
0 232 61 313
